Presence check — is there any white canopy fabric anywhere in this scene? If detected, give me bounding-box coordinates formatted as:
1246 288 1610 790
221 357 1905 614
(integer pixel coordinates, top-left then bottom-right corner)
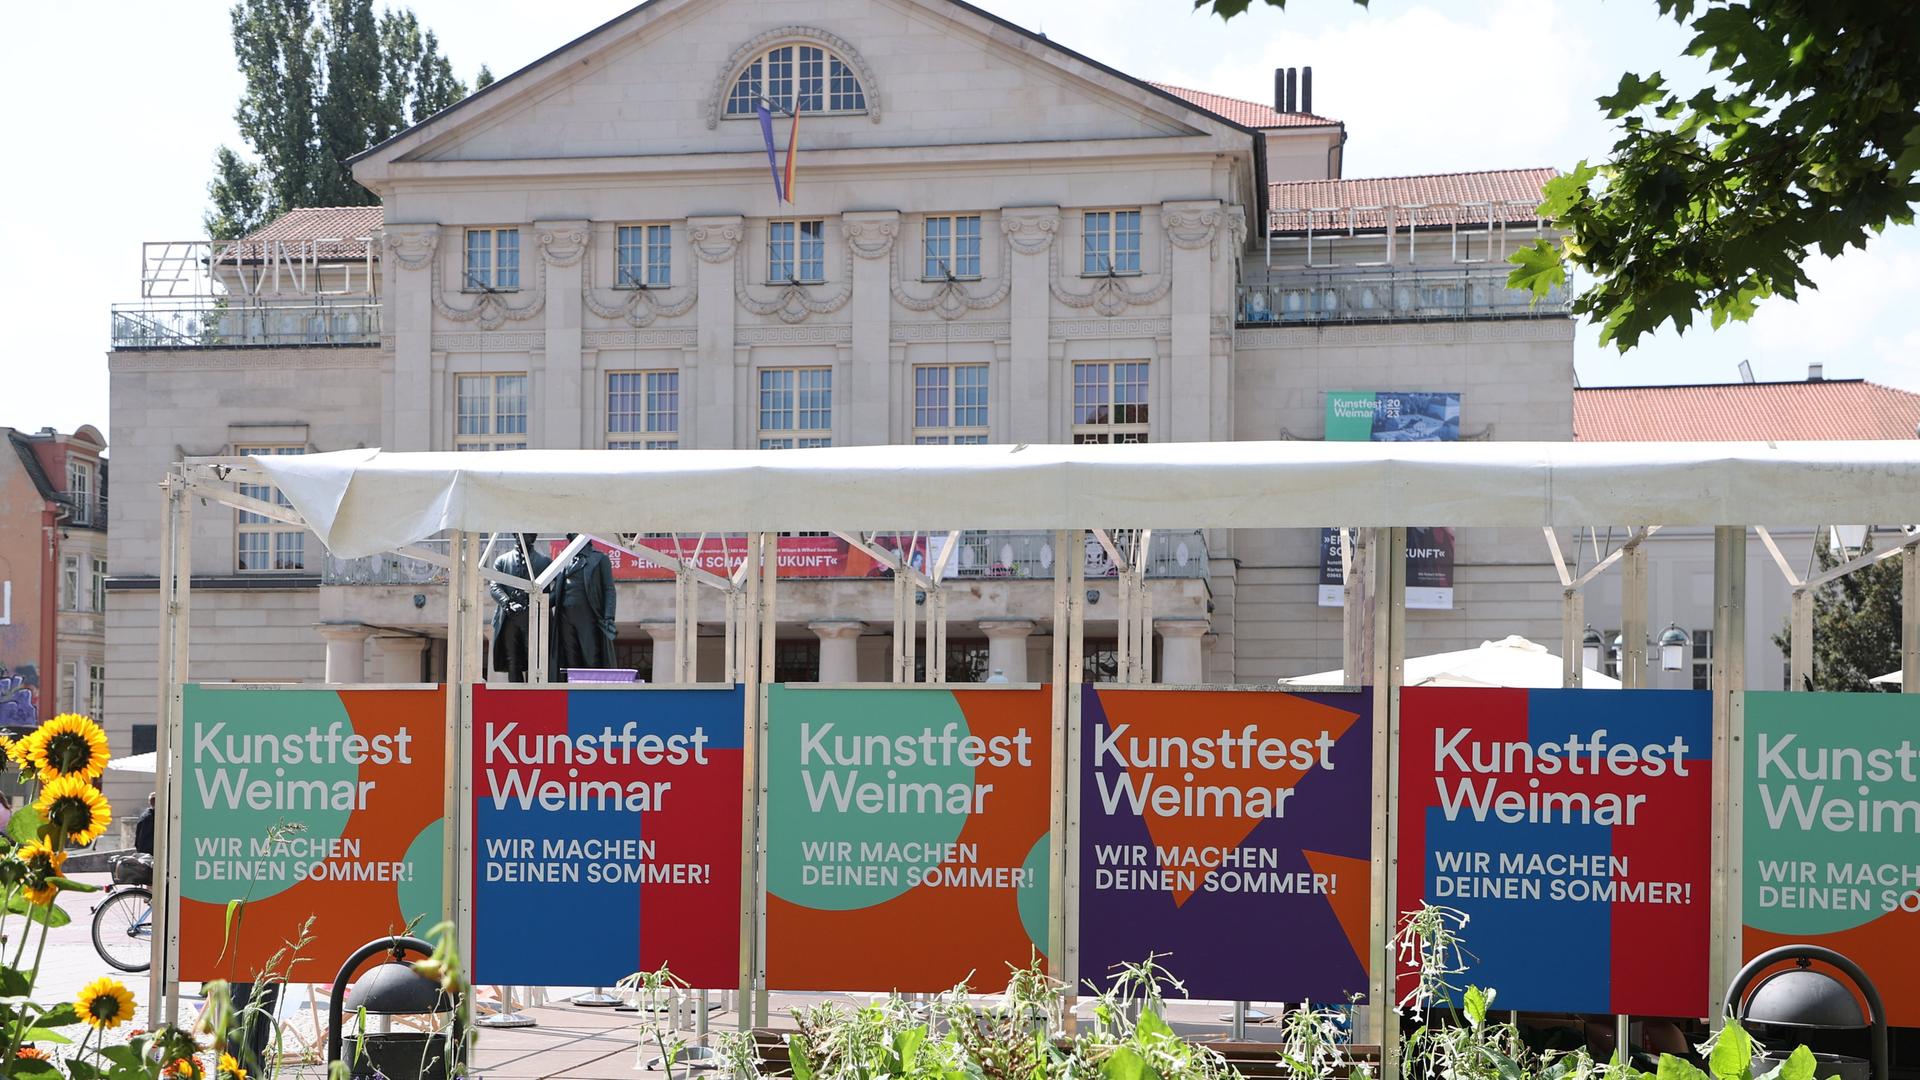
250 440 1920 559
1281 635 1622 690
1869 669 1903 686
107 750 156 774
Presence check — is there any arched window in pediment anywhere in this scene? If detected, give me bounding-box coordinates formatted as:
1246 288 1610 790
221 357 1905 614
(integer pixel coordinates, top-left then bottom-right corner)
723 41 867 117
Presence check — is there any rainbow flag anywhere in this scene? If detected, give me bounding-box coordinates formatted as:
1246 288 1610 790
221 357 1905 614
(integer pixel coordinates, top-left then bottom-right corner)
757 101 785 204
782 101 801 204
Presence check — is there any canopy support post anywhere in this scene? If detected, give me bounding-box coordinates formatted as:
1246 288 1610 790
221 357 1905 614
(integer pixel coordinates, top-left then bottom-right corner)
1376 527 1406 1078
738 532 766 1031
1708 526 1747 1029
1560 588 1585 689
754 532 776 1029
1342 528 1371 686
1789 587 1812 691
1622 538 1648 689
150 473 190 1029
1904 544 1918 695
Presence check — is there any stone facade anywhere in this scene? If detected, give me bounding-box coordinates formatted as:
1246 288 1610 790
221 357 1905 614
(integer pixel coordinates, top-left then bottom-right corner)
105 0 1578 819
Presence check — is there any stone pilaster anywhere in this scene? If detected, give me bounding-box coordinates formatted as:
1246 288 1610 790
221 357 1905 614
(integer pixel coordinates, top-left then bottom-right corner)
537 221 590 448
978 619 1035 683
382 224 440 450
689 217 743 448
1001 207 1059 443
1164 200 1224 443
843 211 900 445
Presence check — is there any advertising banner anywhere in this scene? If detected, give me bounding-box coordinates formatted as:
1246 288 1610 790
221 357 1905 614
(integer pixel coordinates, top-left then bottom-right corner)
177 686 446 982
1319 391 1461 610
1744 692 1920 1026
1079 688 1372 1002
471 685 744 987
764 686 1051 992
554 535 928 581
1397 687 1712 1015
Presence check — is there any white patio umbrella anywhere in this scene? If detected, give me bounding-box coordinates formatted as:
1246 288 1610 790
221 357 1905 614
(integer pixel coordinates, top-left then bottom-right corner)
1869 669 1902 687
106 751 156 774
1281 635 1622 689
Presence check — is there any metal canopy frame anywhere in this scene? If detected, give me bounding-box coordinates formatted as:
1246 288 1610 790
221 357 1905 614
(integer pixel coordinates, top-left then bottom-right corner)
149 450 1920 1059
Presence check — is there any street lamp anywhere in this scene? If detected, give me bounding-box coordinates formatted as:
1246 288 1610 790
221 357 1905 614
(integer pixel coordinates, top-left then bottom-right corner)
1658 623 1691 672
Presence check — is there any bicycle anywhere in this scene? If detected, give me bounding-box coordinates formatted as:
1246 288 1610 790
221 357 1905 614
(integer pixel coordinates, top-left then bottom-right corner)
92 879 153 973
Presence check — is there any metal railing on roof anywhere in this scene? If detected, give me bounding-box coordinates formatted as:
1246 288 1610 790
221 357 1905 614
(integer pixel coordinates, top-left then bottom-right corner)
110 300 382 349
139 237 379 300
1237 264 1569 325
1265 198 1550 269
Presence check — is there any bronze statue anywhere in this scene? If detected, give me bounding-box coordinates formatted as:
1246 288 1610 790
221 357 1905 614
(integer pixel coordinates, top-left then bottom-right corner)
551 533 617 677
489 533 551 682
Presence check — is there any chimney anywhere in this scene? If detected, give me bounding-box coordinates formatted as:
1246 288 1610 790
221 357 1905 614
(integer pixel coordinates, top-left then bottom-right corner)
1301 66 1313 115
1808 362 1824 382
1286 68 1298 113
1275 68 1286 112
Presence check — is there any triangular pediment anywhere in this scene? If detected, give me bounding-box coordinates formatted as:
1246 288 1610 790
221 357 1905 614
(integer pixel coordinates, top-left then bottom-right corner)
352 0 1253 180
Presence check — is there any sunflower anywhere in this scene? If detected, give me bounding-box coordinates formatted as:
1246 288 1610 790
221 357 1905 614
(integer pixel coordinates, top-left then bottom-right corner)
163 1057 205 1079
28 713 110 783
76 976 136 1030
35 774 112 845
218 1051 249 1080
6 729 40 774
17 841 65 906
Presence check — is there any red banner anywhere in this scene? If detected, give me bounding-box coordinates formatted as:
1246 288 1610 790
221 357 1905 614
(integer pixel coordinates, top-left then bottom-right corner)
548 536 928 580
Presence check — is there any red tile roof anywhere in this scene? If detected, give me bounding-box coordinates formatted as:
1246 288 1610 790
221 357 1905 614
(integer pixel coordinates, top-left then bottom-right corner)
1269 168 1557 230
1150 82 1339 128
1575 380 1920 442
228 205 384 260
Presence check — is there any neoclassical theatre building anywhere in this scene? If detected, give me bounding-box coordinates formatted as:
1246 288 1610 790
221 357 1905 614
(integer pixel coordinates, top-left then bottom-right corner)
105 0 1577 813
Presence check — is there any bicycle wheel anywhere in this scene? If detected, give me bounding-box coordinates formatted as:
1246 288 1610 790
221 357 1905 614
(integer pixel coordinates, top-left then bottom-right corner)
92 887 152 973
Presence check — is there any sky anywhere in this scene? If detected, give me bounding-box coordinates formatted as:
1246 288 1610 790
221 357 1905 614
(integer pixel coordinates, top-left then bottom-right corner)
2 0 1915 445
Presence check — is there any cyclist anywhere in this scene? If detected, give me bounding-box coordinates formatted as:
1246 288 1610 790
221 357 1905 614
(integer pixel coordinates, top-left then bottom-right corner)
133 793 155 856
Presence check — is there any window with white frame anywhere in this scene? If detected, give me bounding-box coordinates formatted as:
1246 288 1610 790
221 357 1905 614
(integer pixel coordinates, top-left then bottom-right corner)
768 220 825 283
1072 361 1150 443
758 367 832 448
66 458 95 526
616 224 672 288
463 228 521 290
913 364 989 444
607 371 680 449
1691 629 1713 692
235 445 307 571
61 556 80 610
923 215 982 279
724 43 867 117
86 661 103 718
89 557 106 614
455 374 529 451
1082 210 1143 275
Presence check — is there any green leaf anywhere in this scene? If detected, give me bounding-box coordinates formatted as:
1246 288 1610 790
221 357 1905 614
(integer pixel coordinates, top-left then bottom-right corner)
1710 1023 1754 1080
1599 72 1668 117
789 1034 815 1080
35 1002 79 1027
1099 1046 1152 1080
894 1027 926 1073
1658 1052 1712 1080
1508 240 1568 301
1464 985 1489 1028
1135 1008 1175 1041
1776 1045 1816 1080
4 892 71 928
19 1025 73 1044
51 875 100 894
10 1055 60 1078
66 1058 104 1080
99 1043 147 1070
7 805 44 846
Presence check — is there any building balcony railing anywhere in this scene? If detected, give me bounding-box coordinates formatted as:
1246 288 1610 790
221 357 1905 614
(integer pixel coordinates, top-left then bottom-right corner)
319 531 1212 587
110 300 382 349
1236 265 1571 326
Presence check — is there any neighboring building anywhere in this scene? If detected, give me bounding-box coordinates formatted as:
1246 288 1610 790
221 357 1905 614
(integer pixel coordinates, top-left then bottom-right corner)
1576 375 1920 690
105 0 1577 817
0 426 109 730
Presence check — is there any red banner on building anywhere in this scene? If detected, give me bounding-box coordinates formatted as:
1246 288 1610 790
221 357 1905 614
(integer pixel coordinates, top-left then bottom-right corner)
549 536 928 580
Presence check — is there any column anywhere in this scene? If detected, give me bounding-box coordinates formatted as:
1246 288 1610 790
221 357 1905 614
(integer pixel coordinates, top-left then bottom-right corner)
642 621 677 684
383 224 441 451
1001 207 1059 443
374 636 430 684
978 619 1035 683
809 621 865 684
689 217 743 448
318 623 373 684
536 221 590 449
844 211 899 444
1163 200 1223 443
1154 618 1210 685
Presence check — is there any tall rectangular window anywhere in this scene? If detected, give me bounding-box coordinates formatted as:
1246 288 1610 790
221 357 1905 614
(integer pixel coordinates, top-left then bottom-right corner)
769 220 825 283
1082 210 1142 275
66 458 95 526
464 228 520 290
1692 629 1713 692
62 556 80 610
616 224 672 287
607 370 679 449
1072 361 1150 443
758 367 832 448
235 445 307 571
455 374 529 451
90 557 106 614
923 215 982 279
86 662 104 719
913 364 989 444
